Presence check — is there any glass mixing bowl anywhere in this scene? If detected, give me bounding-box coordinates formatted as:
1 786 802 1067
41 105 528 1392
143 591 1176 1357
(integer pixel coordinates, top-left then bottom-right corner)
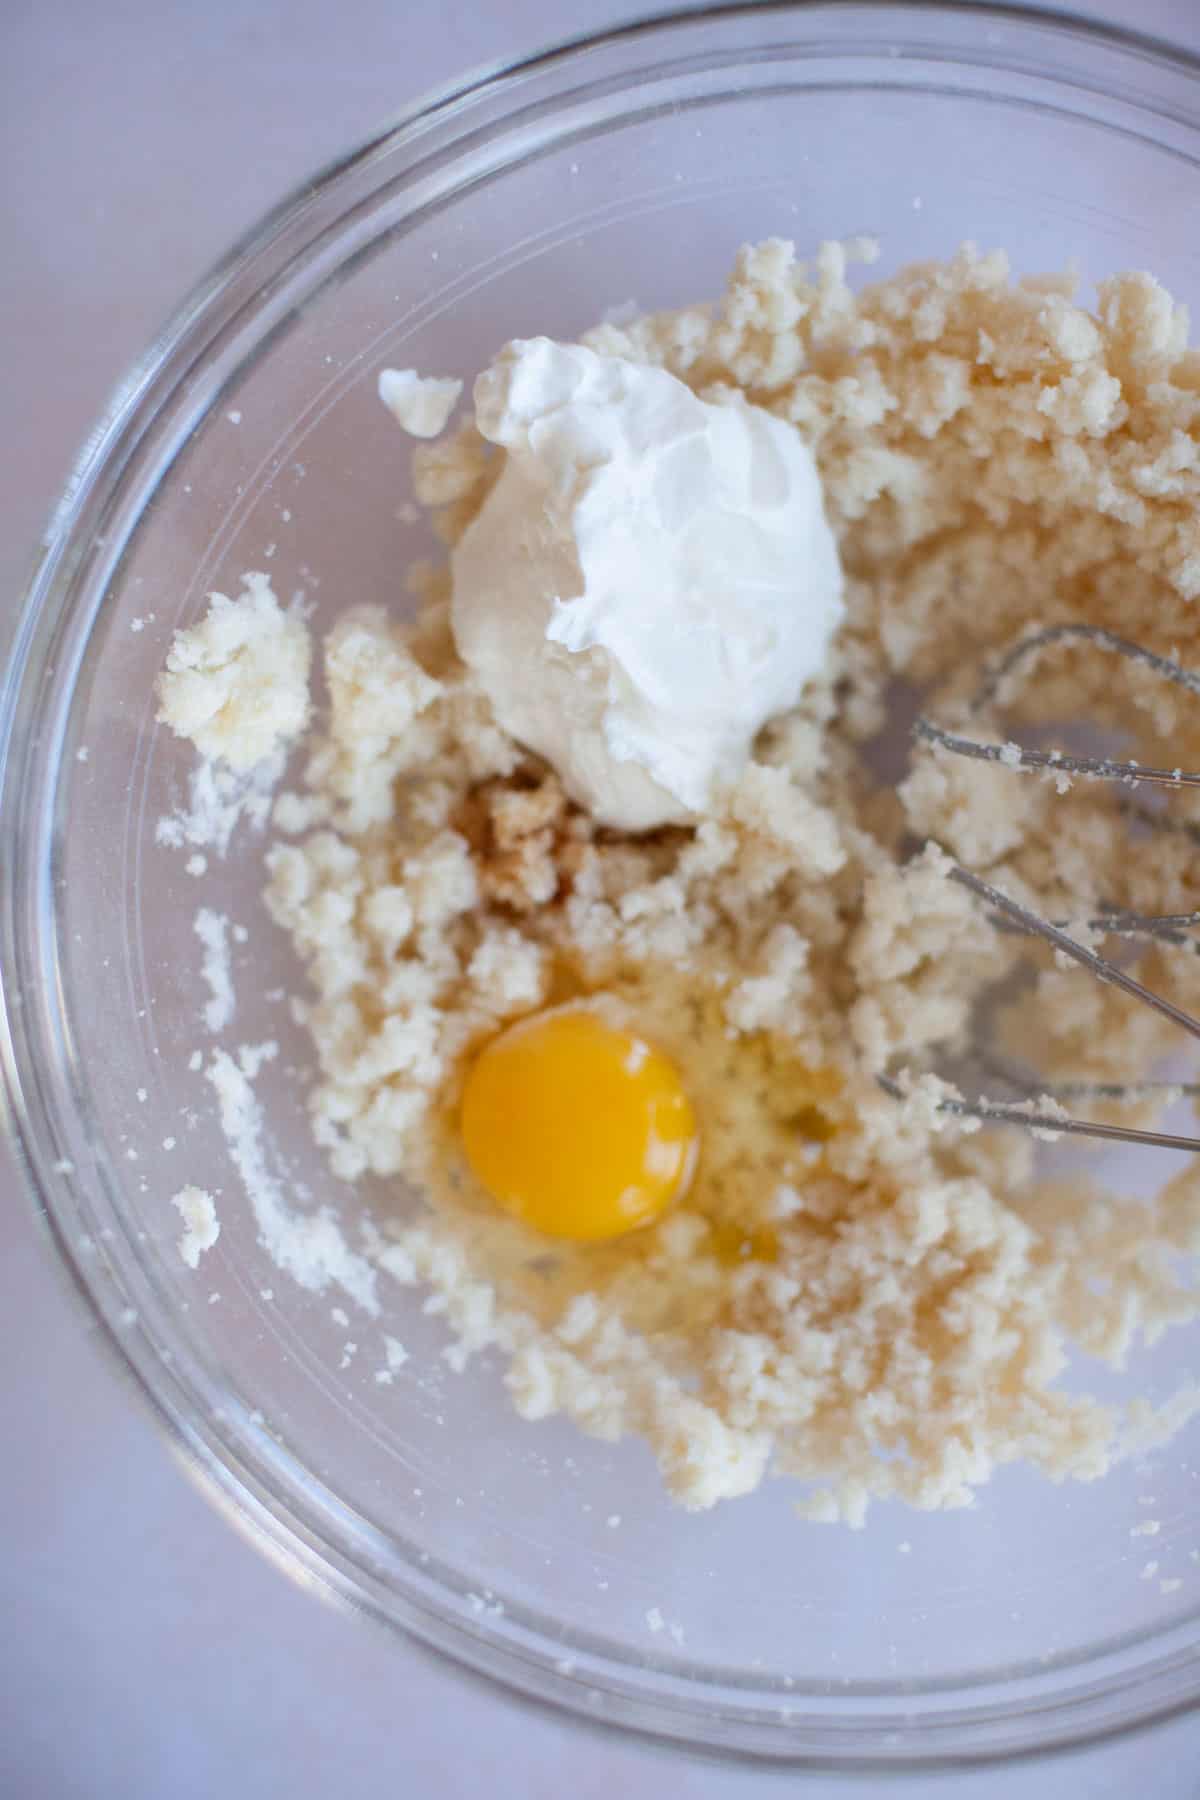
6 0 1200 1770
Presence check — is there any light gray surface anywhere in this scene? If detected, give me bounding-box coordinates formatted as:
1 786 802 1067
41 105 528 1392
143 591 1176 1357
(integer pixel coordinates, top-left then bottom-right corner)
4 2 1200 1795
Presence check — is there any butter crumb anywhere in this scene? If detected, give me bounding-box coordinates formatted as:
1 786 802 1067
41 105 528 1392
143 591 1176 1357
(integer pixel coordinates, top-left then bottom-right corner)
378 368 463 439
172 1186 219 1269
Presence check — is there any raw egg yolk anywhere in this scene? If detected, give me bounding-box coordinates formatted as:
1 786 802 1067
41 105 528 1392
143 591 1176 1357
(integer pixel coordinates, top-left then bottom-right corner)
459 1003 698 1242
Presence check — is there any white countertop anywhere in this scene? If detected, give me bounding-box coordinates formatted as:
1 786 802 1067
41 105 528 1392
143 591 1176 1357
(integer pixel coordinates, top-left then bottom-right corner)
4 2 1200 1794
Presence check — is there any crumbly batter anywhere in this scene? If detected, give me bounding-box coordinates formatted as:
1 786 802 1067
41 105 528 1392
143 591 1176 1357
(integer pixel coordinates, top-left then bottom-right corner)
378 368 464 439
158 570 310 770
164 239 1200 1521
172 1185 220 1269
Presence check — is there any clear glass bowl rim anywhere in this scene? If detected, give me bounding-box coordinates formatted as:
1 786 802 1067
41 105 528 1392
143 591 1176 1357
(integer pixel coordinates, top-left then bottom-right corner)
5 0 1200 1771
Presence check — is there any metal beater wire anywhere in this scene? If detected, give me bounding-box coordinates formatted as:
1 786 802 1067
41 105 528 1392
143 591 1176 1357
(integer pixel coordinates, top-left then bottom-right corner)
890 628 1200 1153
877 1074 1200 1153
914 624 1200 787
946 866 1200 1045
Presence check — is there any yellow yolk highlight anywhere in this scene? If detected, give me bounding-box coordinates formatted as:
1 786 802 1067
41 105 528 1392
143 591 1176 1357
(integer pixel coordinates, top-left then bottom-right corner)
459 1002 698 1242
